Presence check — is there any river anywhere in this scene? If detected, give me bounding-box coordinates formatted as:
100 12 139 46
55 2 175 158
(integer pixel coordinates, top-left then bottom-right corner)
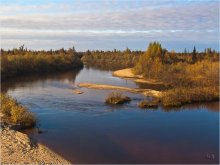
2 67 219 164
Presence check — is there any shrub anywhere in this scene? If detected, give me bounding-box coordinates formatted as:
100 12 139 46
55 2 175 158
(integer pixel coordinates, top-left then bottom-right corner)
1 53 83 80
105 92 131 104
162 86 219 107
82 49 141 70
138 99 159 108
0 94 36 128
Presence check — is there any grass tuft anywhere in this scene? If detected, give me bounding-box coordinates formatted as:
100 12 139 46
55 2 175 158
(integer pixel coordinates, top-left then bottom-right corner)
1 94 36 128
138 99 159 108
105 92 131 104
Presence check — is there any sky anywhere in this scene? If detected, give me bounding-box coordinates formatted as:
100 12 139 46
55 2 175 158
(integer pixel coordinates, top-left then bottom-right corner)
0 0 219 51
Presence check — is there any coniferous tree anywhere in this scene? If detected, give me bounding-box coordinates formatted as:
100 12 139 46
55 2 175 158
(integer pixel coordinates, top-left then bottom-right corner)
192 46 197 63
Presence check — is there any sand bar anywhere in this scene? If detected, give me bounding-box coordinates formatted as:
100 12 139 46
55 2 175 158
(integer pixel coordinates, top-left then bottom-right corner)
78 82 162 97
113 68 164 85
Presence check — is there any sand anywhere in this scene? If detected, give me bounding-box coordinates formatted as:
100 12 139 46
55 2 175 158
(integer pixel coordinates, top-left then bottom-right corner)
0 127 71 164
72 89 84 94
112 68 141 78
78 82 162 97
113 68 164 85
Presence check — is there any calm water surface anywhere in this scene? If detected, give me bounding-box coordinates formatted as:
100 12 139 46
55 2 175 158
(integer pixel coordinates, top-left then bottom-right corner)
2 67 219 164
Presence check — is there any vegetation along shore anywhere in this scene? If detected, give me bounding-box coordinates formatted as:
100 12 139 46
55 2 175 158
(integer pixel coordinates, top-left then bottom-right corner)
82 42 219 107
1 42 219 164
0 46 84 163
1 46 83 81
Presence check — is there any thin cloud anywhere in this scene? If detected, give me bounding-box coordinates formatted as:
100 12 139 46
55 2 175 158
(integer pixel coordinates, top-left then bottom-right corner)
0 0 219 50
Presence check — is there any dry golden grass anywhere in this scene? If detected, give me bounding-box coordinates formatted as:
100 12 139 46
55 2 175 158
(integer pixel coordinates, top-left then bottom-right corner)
1 54 83 80
105 92 131 104
162 86 219 107
1 94 36 128
138 99 159 108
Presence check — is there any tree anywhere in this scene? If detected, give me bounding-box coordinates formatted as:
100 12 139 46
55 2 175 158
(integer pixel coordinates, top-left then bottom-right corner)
67 48 73 55
72 46 76 53
125 47 131 54
192 46 197 63
134 41 163 78
184 48 187 55
19 44 24 51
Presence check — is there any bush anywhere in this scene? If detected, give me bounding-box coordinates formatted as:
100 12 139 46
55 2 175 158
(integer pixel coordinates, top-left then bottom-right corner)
1 53 83 80
105 92 131 104
0 94 36 128
162 86 219 107
138 99 159 108
82 49 141 70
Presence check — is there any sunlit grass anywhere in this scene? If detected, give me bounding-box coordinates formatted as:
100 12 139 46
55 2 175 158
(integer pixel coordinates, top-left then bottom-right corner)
1 94 36 128
105 92 131 104
1 53 83 80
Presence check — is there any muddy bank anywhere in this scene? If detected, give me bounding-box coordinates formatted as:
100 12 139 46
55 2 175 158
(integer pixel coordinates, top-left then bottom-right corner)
0 127 71 164
78 82 162 97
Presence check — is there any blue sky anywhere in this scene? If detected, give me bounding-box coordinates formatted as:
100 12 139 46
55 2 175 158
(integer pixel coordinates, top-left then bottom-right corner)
0 0 219 51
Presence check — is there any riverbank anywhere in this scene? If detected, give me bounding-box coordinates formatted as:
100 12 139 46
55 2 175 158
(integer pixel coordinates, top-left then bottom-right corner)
113 68 164 85
0 94 71 164
78 82 162 98
0 127 71 164
1 53 83 81
113 68 219 107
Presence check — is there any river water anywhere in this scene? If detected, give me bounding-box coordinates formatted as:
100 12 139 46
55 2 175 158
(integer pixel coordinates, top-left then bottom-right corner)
2 67 219 164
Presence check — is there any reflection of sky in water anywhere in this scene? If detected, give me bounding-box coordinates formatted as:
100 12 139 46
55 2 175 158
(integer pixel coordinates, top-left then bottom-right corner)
74 67 137 88
4 67 219 164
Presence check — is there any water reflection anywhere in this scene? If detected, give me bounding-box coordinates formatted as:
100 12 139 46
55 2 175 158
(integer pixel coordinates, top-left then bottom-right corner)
162 102 219 112
1 69 81 93
2 66 219 164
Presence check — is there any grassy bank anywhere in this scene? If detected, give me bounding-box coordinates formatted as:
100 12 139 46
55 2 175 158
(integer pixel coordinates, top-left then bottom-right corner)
1 94 36 129
162 86 219 107
134 42 219 107
0 47 83 129
1 48 83 80
105 92 131 104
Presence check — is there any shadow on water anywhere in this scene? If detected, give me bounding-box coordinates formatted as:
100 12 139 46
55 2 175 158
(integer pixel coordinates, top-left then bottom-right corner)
162 101 219 112
1 69 82 93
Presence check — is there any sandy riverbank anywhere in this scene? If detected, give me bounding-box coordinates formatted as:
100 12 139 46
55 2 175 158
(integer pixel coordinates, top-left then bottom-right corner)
78 82 162 97
113 68 164 85
0 127 71 164
112 68 141 78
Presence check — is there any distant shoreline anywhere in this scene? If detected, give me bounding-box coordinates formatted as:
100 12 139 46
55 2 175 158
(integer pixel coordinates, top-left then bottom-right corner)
112 68 219 107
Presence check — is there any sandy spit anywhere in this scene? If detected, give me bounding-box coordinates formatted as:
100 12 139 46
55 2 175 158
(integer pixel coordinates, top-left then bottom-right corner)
0 127 71 164
113 68 164 85
78 82 162 97
112 68 141 78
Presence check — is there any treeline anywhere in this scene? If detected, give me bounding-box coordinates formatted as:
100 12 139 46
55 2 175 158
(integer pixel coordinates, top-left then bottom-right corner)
81 48 143 70
81 45 218 71
134 42 219 86
1 46 83 80
81 42 219 106
134 42 219 106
